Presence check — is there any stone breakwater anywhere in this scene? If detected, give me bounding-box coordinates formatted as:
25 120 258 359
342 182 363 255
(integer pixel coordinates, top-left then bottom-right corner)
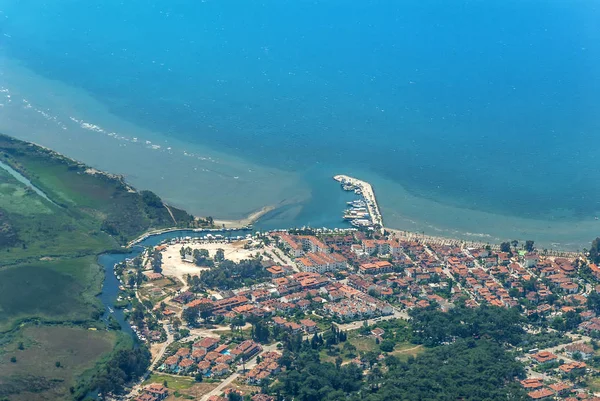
334 174 383 229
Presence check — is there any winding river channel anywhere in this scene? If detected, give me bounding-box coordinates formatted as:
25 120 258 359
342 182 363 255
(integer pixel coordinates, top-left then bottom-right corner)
97 229 245 336
0 159 246 338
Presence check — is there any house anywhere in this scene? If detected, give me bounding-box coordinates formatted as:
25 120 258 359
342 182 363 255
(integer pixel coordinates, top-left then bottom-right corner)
145 272 163 280
559 361 587 373
214 344 229 354
178 358 195 373
371 328 385 338
192 348 207 362
300 319 318 333
212 363 229 377
172 291 195 304
296 252 347 274
278 234 304 257
284 322 303 334
527 388 554 400
231 340 262 359
520 378 544 390
548 382 571 396
565 343 594 360
216 354 234 365
524 254 538 268
175 348 191 358
205 351 222 363
136 394 159 401
164 355 179 370
197 360 211 374
193 337 220 352
143 384 169 400
266 265 288 278
560 282 579 294
300 236 330 254
530 351 557 364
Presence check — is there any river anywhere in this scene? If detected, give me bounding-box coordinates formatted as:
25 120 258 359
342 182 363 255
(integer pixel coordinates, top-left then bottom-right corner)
0 159 58 205
97 229 249 336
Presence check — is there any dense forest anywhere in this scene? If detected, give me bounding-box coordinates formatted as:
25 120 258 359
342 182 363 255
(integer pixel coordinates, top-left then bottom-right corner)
409 304 525 346
360 339 526 401
73 343 151 400
270 306 527 401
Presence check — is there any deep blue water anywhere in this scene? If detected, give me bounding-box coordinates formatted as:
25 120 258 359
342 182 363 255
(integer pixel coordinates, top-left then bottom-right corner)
1 0 599 223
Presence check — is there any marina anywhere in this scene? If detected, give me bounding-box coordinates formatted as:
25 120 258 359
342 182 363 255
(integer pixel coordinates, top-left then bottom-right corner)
334 174 384 231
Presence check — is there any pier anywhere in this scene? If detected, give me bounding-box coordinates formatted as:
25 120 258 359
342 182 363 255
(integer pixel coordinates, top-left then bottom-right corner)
334 174 383 231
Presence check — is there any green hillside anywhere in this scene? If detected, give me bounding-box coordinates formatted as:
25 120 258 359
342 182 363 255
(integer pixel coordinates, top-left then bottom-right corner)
0 134 198 400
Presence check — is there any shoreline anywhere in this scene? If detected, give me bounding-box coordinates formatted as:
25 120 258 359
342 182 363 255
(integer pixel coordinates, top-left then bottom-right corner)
333 174 581 257
213 205 277 229
125 206 275 248
2 131 585 255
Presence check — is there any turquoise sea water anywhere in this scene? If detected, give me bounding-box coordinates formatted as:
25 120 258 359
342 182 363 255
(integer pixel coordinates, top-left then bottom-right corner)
0 0 599 249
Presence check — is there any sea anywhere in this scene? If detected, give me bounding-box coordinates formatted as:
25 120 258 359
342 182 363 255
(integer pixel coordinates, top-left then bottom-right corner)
0 0 598 250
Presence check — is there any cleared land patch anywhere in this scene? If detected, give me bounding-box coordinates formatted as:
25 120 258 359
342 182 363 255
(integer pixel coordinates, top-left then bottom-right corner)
0 325 115 401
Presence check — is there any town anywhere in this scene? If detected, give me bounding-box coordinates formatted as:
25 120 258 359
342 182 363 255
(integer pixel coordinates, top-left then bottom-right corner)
112 210 600 401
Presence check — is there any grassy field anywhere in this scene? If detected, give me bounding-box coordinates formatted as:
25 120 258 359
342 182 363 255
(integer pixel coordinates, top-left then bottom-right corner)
390 343 424 361
588 377 600 393
144 373 196 390
319 329 425 364
143 374 221 400
0 257 104 332
0 134 199 399
0 165 116 265
0 325 116 401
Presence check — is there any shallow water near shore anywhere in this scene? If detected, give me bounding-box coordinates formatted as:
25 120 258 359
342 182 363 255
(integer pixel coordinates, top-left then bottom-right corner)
1 0 599 250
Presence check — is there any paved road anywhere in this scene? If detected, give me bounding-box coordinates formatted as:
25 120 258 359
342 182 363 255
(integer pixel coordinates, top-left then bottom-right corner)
200 343 280 401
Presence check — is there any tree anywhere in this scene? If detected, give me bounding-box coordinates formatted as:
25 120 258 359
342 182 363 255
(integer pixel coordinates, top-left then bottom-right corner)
55 361 61 368
500 242 511 253
198 303 213 323
511 240 519 250
151 250 163 273
10 356 16 363
215 248 225 262
525 240 535 252
228 392 242 401
379 340 395 352
183 306 199 326
590 237 600 264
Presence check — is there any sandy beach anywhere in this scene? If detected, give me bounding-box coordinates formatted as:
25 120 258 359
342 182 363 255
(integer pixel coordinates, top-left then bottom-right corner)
213 205 276 229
